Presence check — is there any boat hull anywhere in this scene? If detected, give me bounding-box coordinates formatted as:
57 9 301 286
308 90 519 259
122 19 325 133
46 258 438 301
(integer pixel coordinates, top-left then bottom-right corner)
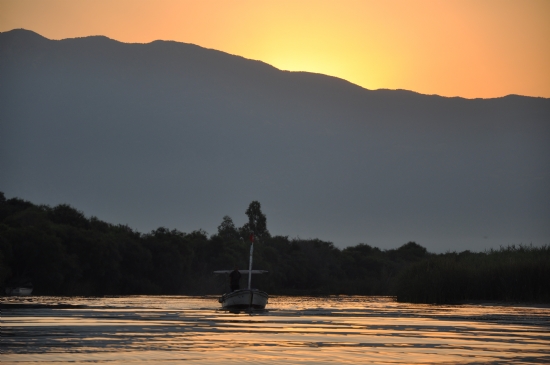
5 287 33 296
219 289 268 310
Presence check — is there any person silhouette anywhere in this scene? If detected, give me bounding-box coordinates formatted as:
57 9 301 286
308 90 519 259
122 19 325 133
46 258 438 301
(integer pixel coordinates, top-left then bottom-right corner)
229 267 241 292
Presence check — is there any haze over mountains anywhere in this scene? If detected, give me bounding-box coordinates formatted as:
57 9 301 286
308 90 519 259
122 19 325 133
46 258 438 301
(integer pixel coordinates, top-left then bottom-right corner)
1 29 549 251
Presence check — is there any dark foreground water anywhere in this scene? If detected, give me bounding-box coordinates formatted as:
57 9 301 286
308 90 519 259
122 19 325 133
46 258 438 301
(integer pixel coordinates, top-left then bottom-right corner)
1 296 549 364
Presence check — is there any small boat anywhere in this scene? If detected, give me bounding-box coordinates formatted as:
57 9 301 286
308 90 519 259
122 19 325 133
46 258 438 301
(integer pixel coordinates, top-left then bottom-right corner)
215 234 268 310
5 285 33 296
218 288 269 310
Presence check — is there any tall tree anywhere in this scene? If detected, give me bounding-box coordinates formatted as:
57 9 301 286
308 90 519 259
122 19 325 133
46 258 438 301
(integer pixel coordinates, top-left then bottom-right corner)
243 201 270 241
217 215 239 241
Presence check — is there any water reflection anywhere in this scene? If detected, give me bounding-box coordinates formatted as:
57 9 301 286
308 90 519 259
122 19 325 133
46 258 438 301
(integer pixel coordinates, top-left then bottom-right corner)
2 296 549 364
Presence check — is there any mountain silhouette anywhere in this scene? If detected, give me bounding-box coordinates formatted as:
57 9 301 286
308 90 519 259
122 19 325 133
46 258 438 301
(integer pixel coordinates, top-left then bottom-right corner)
1 29 549 251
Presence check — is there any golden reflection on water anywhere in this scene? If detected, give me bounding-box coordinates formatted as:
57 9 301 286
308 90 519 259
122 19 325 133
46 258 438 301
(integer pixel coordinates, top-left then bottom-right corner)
1 295 549 364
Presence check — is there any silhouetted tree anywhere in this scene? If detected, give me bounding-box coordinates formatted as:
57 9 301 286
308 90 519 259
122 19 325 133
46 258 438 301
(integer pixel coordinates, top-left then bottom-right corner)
217 215 239 241
242 201 270 241
49 204 90 229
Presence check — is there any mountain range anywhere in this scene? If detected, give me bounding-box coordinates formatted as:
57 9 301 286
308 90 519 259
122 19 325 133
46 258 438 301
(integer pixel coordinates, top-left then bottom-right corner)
1 29 549 251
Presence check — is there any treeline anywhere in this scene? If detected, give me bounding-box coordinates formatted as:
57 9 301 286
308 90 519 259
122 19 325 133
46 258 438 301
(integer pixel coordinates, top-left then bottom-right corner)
395 246 550 303
0 193 548 303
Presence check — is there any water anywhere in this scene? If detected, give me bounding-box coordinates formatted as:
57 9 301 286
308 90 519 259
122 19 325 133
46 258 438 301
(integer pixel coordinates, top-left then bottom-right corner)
2 296 549 364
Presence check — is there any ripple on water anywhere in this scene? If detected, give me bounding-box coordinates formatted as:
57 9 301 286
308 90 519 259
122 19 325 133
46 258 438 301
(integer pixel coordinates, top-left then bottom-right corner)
1 295 549 364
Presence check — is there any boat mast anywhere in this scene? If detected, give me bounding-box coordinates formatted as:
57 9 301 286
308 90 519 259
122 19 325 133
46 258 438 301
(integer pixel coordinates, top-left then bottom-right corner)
248 233 254 289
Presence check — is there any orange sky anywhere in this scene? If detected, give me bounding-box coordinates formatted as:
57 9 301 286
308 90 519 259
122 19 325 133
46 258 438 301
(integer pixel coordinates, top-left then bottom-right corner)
1 0 549 98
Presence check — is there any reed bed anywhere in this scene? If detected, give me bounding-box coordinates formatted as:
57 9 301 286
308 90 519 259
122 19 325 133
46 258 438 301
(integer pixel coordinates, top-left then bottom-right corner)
393 245 550 304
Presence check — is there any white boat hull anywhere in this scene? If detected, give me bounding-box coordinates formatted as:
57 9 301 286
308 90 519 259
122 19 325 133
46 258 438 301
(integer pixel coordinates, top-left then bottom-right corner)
6 287 33 296
219 289 268 310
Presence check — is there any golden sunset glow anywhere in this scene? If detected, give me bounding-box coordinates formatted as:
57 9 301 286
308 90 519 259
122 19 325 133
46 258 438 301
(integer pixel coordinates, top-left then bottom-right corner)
1 0 549 98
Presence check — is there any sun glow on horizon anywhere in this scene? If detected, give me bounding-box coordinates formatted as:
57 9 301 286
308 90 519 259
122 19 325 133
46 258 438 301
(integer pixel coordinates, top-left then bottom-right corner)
1 0 549 98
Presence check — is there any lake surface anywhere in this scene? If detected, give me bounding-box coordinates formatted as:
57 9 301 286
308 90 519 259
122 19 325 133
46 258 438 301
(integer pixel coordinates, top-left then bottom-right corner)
1 296 549 364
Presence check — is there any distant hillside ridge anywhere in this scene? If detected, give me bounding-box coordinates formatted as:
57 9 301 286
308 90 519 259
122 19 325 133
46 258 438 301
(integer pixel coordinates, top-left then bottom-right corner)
1 29 549 251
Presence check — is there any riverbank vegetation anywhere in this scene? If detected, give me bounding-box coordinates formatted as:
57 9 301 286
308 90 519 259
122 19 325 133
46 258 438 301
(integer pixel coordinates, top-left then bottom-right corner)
1 193 548 303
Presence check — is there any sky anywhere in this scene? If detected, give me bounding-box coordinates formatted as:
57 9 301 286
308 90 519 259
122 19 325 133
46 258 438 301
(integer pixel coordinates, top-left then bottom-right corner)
1 0 549 99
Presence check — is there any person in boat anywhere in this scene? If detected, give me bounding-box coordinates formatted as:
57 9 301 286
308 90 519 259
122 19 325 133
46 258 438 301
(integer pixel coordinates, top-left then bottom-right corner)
229 267 241 292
